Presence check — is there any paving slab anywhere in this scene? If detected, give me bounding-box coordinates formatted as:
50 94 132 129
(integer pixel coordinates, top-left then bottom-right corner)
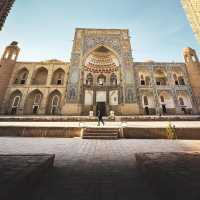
0 154 55 200
0 121 200 128
136 152 200 200
1 138 200 200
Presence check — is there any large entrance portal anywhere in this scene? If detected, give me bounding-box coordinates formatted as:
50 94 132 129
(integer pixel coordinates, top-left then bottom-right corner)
96 102 106 116
83 45 121 116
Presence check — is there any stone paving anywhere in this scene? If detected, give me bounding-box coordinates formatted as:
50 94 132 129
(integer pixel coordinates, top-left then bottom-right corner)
136 152 200 200
1 138 200 200
1 121 200 128
0 154 54 200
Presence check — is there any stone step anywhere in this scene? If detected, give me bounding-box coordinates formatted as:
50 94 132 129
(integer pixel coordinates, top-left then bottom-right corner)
82 128 120 139
82 135 119 139
84 131 119 134
84 130 119 134
85 128 120 132
85 128 119 131
84 132 119 137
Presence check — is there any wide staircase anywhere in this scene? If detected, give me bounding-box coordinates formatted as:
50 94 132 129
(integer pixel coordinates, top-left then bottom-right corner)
82 128 120 139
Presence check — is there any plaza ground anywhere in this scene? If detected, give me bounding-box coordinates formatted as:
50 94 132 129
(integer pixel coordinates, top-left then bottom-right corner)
0 120 200 128
1 137 200 200
1 120 200 139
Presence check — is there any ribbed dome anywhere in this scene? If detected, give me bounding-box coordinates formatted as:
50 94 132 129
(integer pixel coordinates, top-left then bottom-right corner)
84 46 119 73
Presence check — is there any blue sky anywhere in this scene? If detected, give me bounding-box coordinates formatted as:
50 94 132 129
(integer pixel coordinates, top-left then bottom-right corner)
0 0 199 62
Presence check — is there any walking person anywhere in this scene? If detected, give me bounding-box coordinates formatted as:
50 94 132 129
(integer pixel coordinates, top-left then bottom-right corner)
97 110 104 126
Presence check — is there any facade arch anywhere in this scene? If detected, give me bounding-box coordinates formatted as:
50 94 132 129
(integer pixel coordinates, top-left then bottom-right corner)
177 92 192 114
86 73 93 86
83 44 121 66
32 67 48 85
51 68 65 85
159 91 175 114
8 90 23 115
110 73 117 86
14 68 29 85
46 90 62 115
155 69 167 85
24 89 43 114
97 74 106 86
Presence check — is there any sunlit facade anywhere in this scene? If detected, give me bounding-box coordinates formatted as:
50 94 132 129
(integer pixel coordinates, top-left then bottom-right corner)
0 29 200 116
181 0 200 43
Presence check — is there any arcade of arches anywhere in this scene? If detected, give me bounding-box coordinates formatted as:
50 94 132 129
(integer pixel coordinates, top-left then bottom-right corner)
3 60 68 115
8 89 63 115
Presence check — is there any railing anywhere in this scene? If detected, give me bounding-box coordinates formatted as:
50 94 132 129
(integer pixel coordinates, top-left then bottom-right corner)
84 83 119 87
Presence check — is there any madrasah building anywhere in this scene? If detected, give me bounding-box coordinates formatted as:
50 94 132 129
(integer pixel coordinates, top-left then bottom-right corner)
0 28 200 117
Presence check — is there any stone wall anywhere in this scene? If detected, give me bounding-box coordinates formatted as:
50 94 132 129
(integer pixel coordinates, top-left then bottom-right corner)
124 127 200 139
135 62 195 115
2 60 69 115
0 127 81 137
1 126 200 139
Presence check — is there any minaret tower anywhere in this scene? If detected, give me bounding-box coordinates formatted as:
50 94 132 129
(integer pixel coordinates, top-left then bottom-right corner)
0 41 20 111
183 47 200 113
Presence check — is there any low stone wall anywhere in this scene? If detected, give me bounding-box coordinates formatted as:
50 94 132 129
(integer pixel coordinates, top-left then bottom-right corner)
123 127 200 139
124 128 167 139
0 126 200 139
0 127 82 137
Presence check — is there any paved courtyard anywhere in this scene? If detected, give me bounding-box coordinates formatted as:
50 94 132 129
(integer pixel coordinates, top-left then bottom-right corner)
1 121 200 128
1 137 200 200
0 154 54 200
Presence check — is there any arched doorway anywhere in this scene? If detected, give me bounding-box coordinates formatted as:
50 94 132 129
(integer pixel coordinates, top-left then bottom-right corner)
14 68 29 85
159 92 175 115
46 90 62 115
97 74 106 86
32 67 48 85
110 73 117 86
8 90 23 115
177 92 193 114
155 69 167 85
51 68 65 85
24 90 43 115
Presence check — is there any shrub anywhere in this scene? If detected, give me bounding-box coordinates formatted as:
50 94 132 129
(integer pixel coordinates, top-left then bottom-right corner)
166 122 177 139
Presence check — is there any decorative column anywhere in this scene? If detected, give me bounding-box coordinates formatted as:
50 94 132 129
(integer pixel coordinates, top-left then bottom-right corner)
63 29 83 115
151 66 160 115
39 89 48 115
46 64 53 86
18 89 29 115
106 88 110 114
167 65 180 114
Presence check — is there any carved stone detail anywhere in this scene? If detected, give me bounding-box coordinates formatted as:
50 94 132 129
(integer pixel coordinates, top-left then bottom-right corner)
66 29 137 104
83 36 122 56
66 84 79 102
125 88 136 103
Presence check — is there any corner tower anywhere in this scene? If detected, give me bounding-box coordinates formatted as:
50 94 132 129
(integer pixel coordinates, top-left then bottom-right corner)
0 41 20 111
183 47 200 113
63 28 139 115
